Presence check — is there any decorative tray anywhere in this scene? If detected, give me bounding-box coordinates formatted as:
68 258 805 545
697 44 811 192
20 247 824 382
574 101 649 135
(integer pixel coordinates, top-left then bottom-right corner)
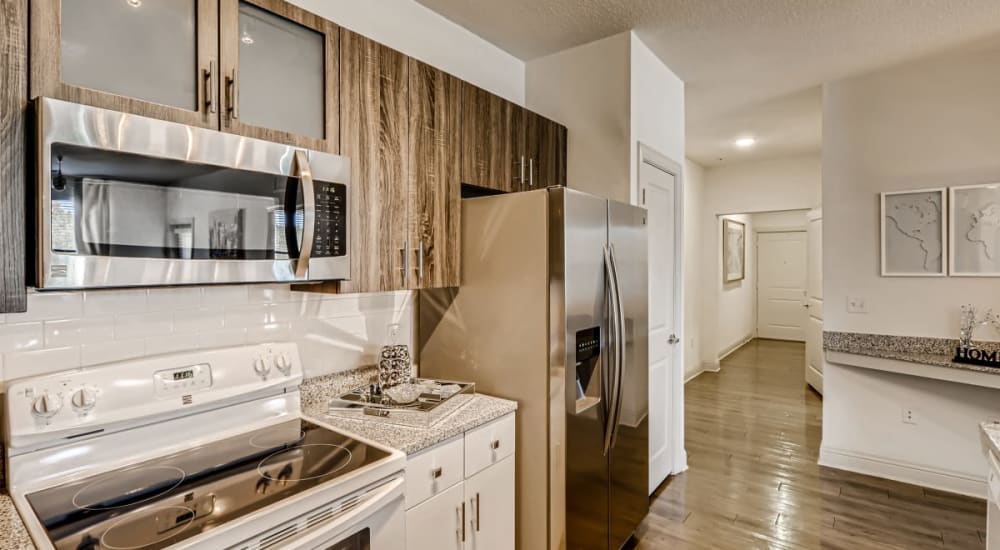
327 378 476 428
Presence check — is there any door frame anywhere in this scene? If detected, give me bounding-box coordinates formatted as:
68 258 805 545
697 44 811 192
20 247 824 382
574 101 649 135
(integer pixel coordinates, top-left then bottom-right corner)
754 229 808 342
637 143 687 476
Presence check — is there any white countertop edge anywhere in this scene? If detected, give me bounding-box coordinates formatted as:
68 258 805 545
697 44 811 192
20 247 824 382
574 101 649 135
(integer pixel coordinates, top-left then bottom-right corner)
826 350 1000 390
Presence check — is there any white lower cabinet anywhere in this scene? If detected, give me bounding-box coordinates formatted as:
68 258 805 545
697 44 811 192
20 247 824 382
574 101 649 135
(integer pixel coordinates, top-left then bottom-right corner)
464 456 515 550
404 413 516 550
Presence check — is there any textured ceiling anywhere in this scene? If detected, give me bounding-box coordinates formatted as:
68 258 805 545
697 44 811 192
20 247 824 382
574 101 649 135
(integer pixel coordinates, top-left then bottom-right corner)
416 0 1000 166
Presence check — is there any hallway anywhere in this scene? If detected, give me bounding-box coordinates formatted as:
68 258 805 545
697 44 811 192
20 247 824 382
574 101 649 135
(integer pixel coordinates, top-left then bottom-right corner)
636 339 987 549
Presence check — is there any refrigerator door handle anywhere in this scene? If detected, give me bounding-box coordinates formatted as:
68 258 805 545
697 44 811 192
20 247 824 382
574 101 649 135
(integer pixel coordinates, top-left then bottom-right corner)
608 244 627 449
602 244 622 456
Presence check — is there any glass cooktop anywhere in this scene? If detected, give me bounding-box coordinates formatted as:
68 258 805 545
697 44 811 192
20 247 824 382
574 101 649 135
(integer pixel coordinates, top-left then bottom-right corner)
26 419 391 550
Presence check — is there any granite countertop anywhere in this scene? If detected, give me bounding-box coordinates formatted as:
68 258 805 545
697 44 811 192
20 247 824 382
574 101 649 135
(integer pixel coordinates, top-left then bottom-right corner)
824 331 1000 375
0 490 34 550
982 421 1000 459
301 368 518 455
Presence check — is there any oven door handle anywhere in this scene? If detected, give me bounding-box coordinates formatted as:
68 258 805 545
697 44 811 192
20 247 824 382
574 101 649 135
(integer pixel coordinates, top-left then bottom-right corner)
269 475 405 550
293 150 316 279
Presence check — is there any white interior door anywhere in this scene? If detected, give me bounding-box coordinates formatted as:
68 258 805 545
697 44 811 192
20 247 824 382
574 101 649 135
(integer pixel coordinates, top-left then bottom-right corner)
756 231 807 341
805 209 824 394
640 156 678 494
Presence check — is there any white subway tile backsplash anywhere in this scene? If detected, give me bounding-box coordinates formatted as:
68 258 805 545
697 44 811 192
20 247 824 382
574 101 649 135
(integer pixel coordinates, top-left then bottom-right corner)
0 323 44 352
0 285 417 382
4 346 80 380
115 311 173 341
147 288 202 311
173 308 225 333
81 339 145 366
145 333 201 356
44 317 115 348
7 292 83 323
83 290 148 316
197 328 247 349
203 286 249 308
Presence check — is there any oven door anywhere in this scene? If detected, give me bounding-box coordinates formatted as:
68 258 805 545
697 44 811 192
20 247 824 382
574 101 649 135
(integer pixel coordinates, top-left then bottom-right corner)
36 97 350 289
265 476 405 550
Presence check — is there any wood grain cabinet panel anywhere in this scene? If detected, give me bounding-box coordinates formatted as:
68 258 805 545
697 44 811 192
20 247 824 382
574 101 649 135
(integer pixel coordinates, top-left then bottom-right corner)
30 0 220 129
408 59 461 289
461 83 517 193
219 0 339 152
526 111 567 189
338 30 409 293
1 0 27 313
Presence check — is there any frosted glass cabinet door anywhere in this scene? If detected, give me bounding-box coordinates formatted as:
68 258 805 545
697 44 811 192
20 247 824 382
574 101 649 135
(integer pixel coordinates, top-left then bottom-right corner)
220 0 339 152
30 0 220 128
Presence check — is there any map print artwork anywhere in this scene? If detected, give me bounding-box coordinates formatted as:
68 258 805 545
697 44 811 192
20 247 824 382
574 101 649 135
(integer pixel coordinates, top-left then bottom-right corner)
881 189 945 276
951 184 1000 276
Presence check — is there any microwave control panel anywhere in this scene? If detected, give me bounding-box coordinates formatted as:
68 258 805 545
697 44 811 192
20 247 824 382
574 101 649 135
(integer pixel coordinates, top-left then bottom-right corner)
313 181 347 258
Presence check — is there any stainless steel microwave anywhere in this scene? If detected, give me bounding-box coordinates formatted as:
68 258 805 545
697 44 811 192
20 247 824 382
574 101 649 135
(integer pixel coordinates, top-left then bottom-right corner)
34 98 351 289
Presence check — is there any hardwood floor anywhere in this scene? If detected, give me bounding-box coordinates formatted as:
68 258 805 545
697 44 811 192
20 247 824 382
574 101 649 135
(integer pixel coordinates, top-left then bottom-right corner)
636 339 987 550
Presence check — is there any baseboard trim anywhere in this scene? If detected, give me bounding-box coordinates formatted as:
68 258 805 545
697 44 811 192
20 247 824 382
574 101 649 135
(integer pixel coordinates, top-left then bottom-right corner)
819 446 986 498
805 364 823 395
718 334 754 361
684 361 721 384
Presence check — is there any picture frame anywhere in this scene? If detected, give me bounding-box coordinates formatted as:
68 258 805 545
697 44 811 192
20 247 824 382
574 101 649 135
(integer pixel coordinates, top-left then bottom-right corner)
880 188 947 277
949 183 1000 277
722 218 745 283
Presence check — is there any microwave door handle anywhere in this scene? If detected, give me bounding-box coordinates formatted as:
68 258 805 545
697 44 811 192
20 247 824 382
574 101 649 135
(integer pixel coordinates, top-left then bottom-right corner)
293 150 316 279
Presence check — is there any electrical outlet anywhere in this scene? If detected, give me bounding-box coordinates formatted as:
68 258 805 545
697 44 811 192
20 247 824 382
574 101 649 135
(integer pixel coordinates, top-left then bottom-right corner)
847 296 869 314
902 408 918 425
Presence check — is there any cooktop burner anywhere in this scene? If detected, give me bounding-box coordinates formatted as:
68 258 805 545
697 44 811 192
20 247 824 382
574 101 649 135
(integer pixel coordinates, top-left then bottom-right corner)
26 419 390 550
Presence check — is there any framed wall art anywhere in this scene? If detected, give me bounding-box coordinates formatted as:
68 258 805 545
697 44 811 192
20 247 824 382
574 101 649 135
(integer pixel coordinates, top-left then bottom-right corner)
950 183 1000 276
880 188 946 276
723 218 745 283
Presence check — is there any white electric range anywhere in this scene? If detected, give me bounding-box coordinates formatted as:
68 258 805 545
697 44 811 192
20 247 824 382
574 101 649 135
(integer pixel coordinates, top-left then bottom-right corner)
3 343 406 550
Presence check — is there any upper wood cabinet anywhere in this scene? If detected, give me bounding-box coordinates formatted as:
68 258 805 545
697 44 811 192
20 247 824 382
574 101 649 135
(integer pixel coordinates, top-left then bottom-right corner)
461 82 567 194
408 59 462 289
525 111 567 189
1 0 28 313
461 83 517 193
338 30 410 294
219 0 339 152
31 0 220 129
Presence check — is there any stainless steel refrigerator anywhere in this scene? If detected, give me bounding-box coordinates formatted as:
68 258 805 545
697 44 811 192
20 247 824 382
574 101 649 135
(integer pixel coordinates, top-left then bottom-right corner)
419 187 649 550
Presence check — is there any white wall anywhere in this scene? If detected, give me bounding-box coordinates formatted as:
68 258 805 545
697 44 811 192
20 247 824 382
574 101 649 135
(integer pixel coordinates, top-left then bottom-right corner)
289 0 524 104
629 33 686 205
0 287 413 382
821 40 1000 496
714 214 756 357
704 155 821 216
683 159 705 380
752 209 808 231
525 32 631 203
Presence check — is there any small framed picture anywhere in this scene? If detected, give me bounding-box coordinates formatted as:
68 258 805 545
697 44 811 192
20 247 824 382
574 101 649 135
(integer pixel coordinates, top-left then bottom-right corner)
950 183 1000 276
722 218 745 283
880 188 946 277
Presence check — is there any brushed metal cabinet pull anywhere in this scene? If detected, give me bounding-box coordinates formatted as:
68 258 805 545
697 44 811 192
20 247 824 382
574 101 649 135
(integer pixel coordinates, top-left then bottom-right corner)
520 155 526 190
418 239 424 282
461 501 467 542
203 60 217 114
490 439 500 450
475 492 481 532
226 68 239 120
400 240 410 287
431 466 442 479
529 157 534 187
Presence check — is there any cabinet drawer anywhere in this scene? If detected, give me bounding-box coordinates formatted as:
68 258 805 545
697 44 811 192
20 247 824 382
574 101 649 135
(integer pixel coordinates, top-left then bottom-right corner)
406 435 465 509
465 414 516 478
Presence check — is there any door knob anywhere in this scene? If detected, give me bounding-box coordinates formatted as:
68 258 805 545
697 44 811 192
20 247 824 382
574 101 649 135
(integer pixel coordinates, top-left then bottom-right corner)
667 334 679 345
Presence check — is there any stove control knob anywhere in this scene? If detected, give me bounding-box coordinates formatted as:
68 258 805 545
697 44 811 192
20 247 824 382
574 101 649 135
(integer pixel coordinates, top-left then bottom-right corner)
71 388 98 413
275 353 292 376
253 357 271 378
31 393 63 419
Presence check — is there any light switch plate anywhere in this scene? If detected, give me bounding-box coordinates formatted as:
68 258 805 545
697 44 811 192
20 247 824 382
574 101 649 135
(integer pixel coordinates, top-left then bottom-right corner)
847 296 869 314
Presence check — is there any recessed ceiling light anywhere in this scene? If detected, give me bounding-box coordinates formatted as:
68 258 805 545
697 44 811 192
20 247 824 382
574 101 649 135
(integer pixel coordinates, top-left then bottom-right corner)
126 0 142 7
734 137 756 149
241 31 255 45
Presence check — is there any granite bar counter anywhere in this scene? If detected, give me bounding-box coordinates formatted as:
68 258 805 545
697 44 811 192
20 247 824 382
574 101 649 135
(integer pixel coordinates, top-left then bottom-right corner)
300 368 518 455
